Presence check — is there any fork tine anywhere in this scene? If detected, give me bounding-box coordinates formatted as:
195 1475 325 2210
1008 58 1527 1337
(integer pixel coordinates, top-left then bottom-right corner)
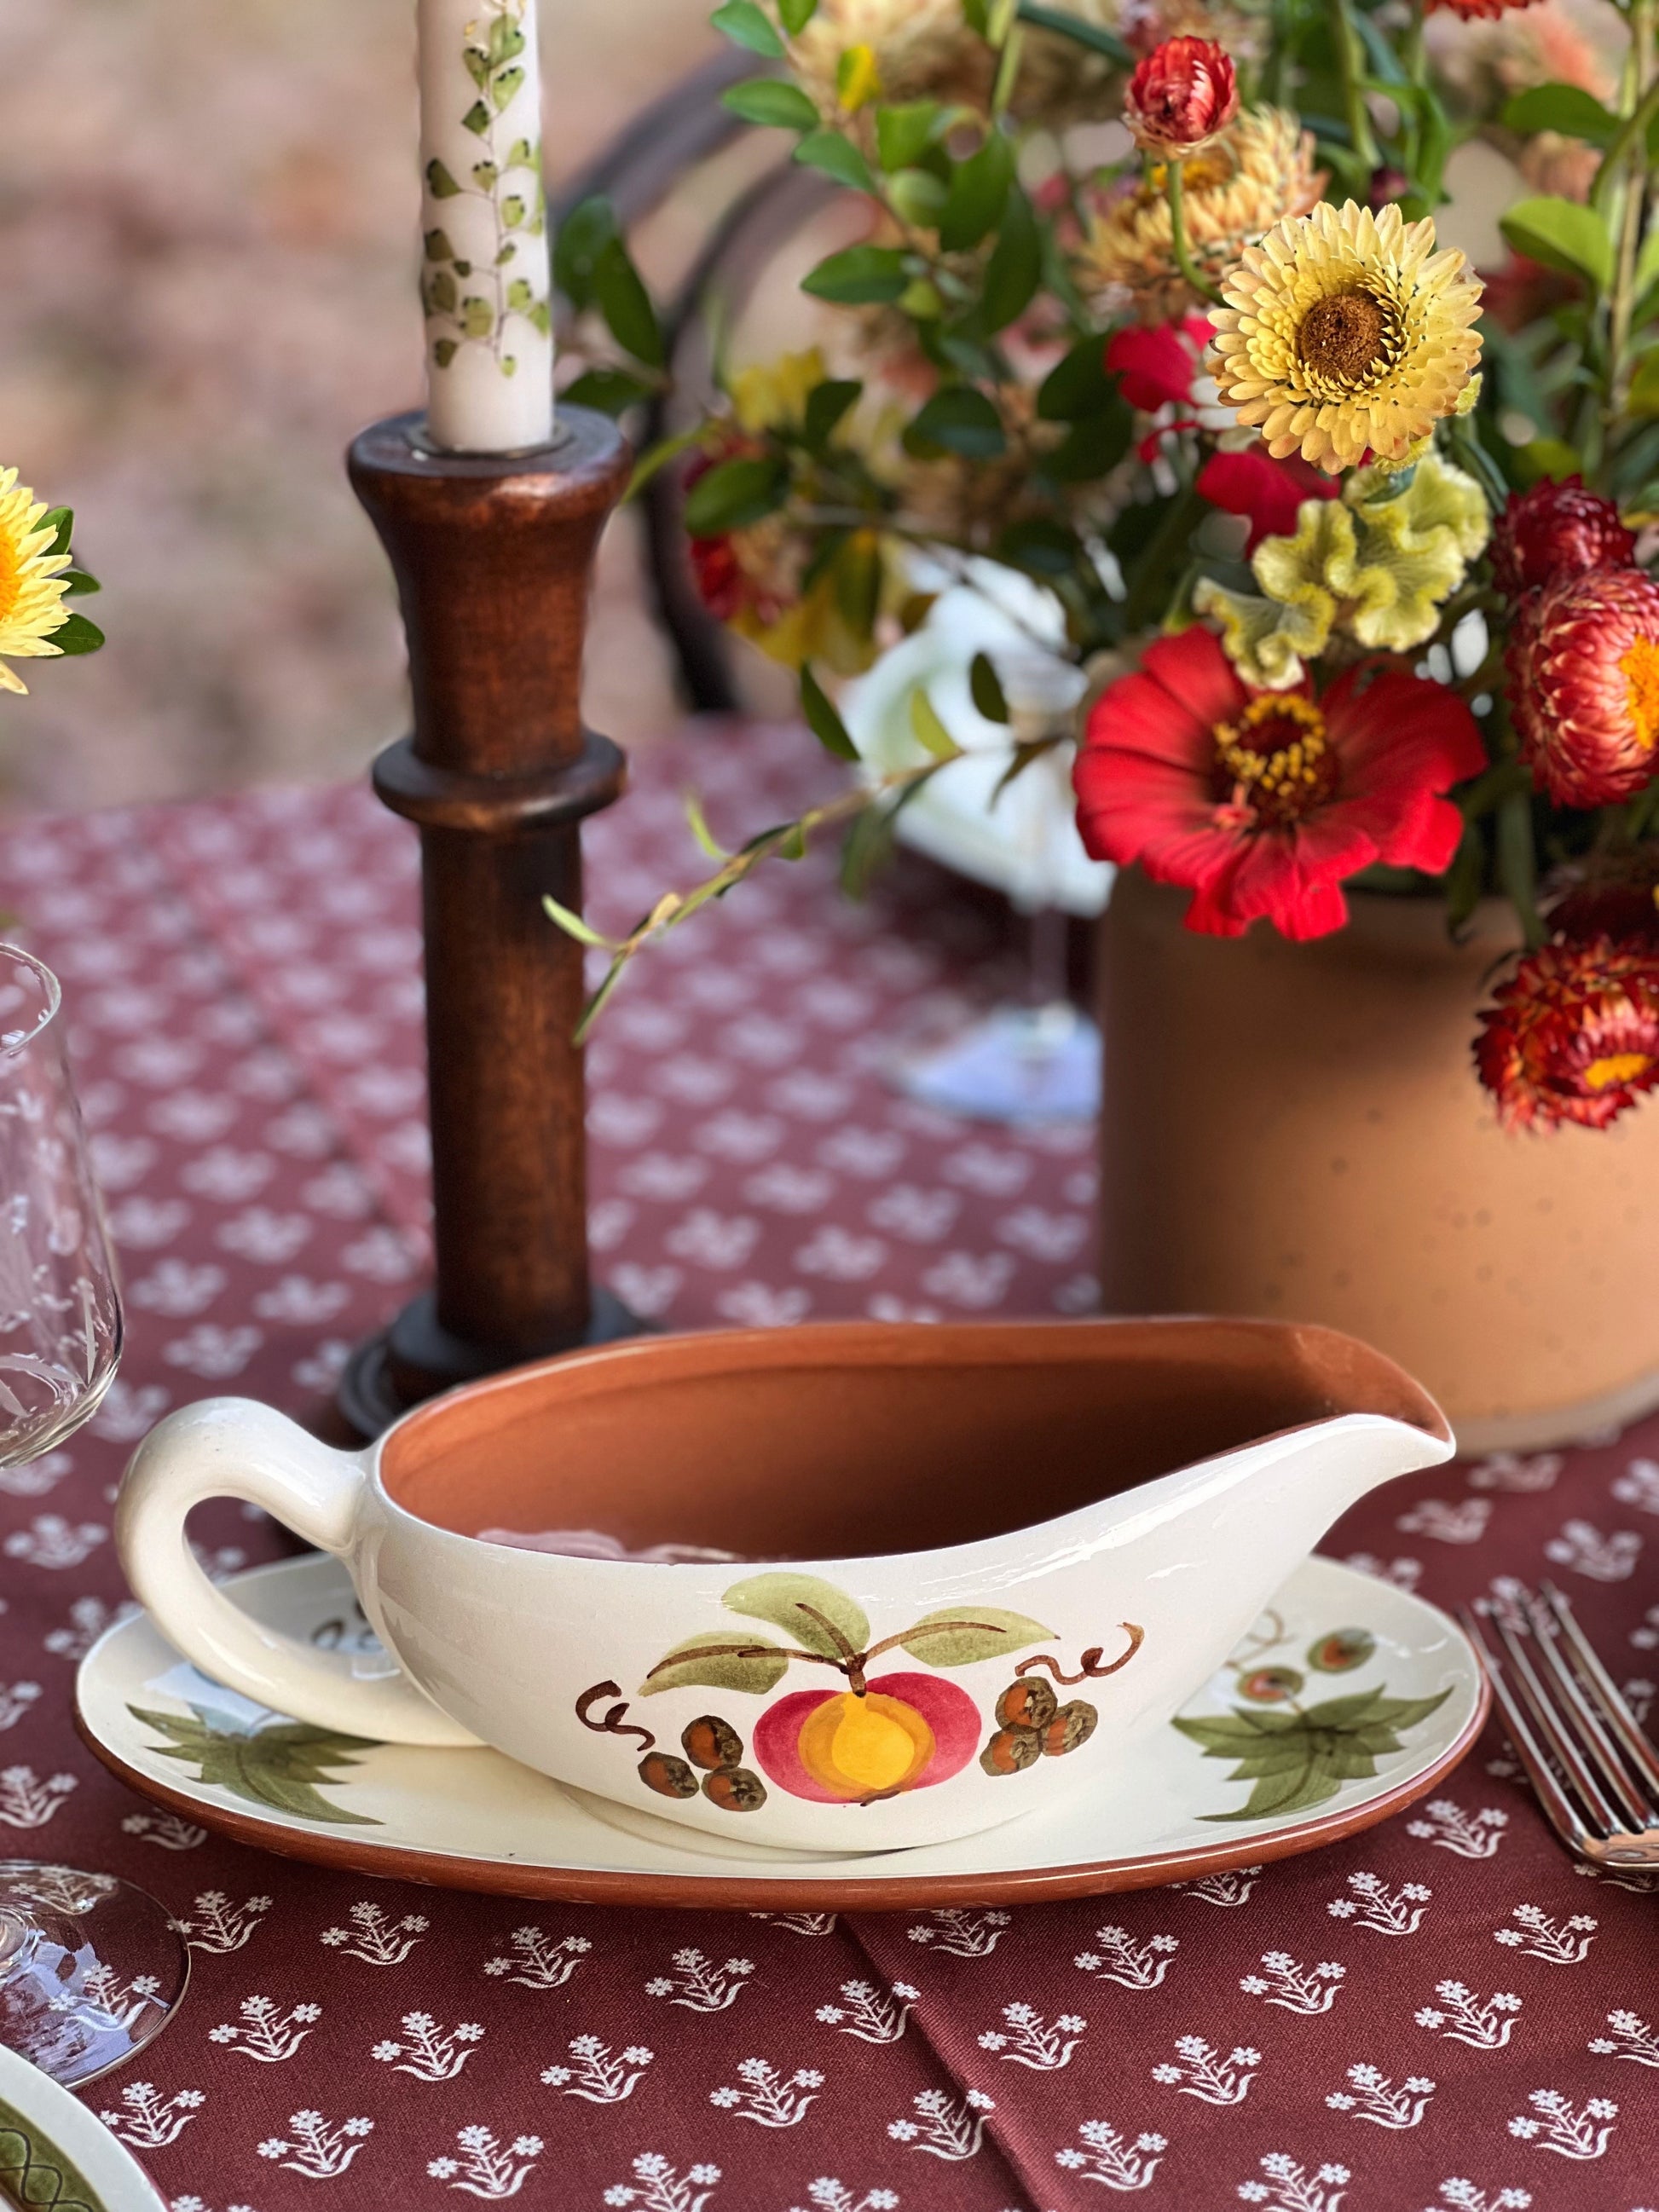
1458 1607 1597 1855
1488 1605 1627 1835
1537 1581 1659 1802
1520 1590 1656 1830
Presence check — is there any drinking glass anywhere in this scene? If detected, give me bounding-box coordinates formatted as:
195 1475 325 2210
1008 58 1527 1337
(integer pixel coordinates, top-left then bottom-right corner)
0 945 188 2083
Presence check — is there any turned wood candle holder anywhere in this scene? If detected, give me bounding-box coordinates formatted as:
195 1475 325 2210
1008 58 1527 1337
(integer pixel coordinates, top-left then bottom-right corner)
338 406 644 1439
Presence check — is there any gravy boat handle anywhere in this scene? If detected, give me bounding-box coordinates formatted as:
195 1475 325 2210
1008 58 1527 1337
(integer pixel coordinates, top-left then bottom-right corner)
114 1397 480 1746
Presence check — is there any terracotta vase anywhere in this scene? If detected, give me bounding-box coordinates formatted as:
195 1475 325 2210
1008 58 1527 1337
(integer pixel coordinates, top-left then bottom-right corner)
1097 869 1659 1452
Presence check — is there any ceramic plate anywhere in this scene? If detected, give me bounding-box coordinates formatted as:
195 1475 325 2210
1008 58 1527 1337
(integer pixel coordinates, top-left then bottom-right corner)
0 2042 166 2211
76 1553 1488 1910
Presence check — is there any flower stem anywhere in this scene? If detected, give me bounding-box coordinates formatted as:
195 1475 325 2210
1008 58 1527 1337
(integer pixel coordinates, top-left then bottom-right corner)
1165 163 1227 310
1332 0 1381 171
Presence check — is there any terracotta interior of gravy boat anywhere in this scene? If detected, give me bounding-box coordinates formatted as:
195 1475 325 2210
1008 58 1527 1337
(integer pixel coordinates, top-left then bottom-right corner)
379 1319 1449 1562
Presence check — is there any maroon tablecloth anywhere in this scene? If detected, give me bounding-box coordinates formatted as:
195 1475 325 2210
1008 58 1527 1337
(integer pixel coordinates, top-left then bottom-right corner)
0 722 1652 2210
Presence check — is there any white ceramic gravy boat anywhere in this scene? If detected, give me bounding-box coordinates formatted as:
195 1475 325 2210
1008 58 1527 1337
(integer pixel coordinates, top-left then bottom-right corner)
114 1318 1454 1852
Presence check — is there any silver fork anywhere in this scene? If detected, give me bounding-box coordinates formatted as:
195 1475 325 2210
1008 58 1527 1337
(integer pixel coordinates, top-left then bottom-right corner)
1460 1581 1659 1872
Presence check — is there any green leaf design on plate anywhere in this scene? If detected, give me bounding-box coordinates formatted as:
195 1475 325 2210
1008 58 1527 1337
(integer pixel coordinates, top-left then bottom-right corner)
894 1606 1054 1667
1175 1683 1454 1822
638 1631 792 1699
0 2096 108 2212
723 1573 870 1660
128 1705 383 1827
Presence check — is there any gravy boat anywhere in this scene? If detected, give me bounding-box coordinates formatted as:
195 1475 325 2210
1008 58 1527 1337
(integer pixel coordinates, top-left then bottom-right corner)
115 1317 1454 1853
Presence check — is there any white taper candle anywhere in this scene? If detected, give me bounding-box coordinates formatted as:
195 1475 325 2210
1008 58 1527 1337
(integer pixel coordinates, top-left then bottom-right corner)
418 0 554 453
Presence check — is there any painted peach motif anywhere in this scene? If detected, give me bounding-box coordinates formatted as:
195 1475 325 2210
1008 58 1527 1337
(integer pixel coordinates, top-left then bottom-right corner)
753 1672 980 1804
576 1570 1145 1817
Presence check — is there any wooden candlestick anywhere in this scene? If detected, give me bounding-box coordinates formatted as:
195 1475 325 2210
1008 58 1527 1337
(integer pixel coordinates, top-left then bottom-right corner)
338 406 642 1438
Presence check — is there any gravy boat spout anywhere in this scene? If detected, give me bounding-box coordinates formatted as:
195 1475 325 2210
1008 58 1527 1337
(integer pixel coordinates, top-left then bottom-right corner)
117 1315 1454 1856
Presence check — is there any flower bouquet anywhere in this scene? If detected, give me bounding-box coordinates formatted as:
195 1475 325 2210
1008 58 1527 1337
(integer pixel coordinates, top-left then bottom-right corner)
551 0 1659 1431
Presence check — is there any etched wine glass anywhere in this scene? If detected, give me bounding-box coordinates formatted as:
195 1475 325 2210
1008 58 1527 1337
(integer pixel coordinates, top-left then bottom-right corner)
0 945 188 2083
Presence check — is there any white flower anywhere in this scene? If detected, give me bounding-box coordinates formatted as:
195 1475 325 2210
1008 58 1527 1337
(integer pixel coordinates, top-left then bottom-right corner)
371 2041 401 2061
623 2046 654 2065
208 2025 235 2043
512 2136 544 2156
427 2158 459 2178
966 2089 995 2110
689 2167 723 2186
888 2121 919 2140
540 2066 570 2085
710 2088 742 2108
979 2032 1007 2050
1152 2063 1182 2082
342 2118 373 2136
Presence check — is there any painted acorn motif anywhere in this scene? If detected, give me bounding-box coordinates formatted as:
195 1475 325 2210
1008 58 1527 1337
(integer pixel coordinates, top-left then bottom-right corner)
980 1674 1101 1776
637 1750 698 1799
682 1714 744 1771
1239 1665 1305 1702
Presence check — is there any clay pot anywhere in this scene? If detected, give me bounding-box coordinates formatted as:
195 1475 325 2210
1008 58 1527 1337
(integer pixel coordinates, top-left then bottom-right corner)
1097 870 1659 1451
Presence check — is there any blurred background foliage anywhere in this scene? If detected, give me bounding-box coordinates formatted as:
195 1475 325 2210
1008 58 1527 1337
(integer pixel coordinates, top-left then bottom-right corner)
0 0 1628 806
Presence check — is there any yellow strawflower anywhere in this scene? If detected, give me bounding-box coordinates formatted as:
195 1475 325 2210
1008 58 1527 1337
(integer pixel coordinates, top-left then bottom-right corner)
1078 107 1324 323
1208 201 1484 475
0 469 74 696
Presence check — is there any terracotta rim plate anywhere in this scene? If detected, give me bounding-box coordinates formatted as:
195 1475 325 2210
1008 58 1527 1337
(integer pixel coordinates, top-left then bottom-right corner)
77 1553 1488 1910
0 2040 167 2211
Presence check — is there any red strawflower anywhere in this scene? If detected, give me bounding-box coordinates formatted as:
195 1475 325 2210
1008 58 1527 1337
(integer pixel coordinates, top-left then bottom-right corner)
1122 38 1239 159
1490 476 1635 599
1506 565 1659 807
1074 627 1485 940
1475 937 1659 1130
1196 446 1338 551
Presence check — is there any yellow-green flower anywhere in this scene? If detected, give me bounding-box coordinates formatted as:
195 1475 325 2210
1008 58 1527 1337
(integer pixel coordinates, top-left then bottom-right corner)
0 470 73 696
1209 201 1484 474
1194 453 1489 688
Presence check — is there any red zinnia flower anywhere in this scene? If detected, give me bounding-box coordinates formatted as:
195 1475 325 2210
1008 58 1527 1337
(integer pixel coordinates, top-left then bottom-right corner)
1073 627 1485 940
1104 315 1211 413
1490 476 1635 599
1428 0 1540 19
1475 937 1659 1130
1122 38 1239 160
1196 447 1338 552
1507 565 1659 807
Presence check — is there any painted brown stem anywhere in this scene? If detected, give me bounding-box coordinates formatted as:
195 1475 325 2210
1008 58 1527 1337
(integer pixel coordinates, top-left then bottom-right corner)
337 407 646 1436
575 1680 656 1752
1015 1624 1145 1685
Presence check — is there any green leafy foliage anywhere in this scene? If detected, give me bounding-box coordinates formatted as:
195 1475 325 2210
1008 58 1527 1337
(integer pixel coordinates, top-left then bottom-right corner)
683 453 790 536
592 235 664 367
553 196 618 309
980 188 1042 333
639 1631 793 1698
1175 1684 1454 1822
903 386 1007 459
970 652 1009 724
894 1607 1054 1667
778 0 819 28
1500 196 1613 292
801 663 861 759
801 378 862 449
562 367 654 415
722 78 821 132
794 130 876 192
724 1572 872 1657
876 101 940 173
130 1705 381 1825
939 131 1014 252
801 245 910 303
49 613 104 656
426 158 462 199
1502 84 1618 147
712 0 787 56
